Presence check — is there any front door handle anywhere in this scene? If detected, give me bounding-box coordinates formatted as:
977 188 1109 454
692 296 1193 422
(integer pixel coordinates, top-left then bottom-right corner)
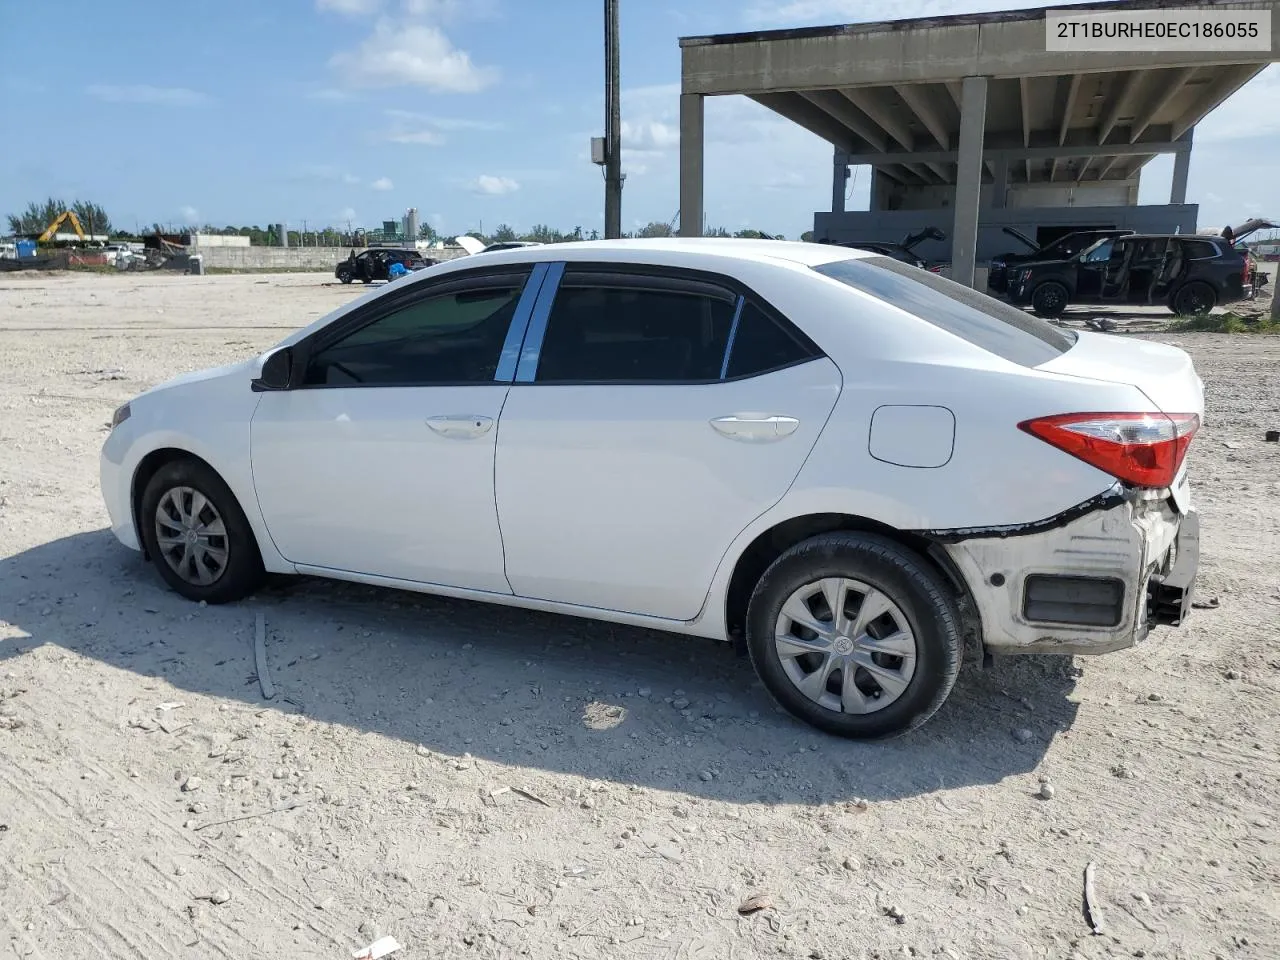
709 415 800 442
426 415 494 439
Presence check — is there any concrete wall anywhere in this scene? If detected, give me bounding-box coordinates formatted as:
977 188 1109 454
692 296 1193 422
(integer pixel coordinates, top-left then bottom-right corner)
188 234 251 248
814 203 1199 263
196 246 469 271
873 177 1139 212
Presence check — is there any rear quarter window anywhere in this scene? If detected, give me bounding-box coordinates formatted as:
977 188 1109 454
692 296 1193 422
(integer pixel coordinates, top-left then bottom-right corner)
813 256 1076 367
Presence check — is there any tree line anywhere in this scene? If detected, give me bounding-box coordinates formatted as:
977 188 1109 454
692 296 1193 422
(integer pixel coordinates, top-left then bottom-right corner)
6 198 792 247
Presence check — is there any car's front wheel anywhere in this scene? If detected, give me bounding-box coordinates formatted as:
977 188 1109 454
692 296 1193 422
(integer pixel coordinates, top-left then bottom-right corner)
138 459 266 604
745 533 962 739
1030 281 1069 318
337 269 352 284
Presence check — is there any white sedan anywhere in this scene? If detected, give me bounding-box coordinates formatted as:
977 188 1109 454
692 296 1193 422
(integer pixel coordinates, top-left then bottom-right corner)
100 239 1203 738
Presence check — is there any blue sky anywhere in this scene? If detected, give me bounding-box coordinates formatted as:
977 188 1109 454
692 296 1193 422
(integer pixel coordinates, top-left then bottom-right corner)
1 0 1275 238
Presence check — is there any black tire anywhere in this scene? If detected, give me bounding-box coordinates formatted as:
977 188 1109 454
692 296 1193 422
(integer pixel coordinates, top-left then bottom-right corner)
1170 281 1216 317
1030 281 1069 318
745 533 962 739
361 277 373 284
138 458 266 604
337 270 352 284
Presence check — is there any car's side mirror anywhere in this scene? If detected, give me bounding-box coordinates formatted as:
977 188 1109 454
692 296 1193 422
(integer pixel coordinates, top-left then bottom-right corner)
252 347 295 392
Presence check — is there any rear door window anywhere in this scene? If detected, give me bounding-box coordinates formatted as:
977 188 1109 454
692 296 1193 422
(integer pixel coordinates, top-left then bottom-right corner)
813 256 1076 367
535 276 736 383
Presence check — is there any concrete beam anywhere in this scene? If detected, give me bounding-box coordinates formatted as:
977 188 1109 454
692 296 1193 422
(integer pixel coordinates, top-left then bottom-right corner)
1130 67 1195 143
1170 128 1193 203
680 4 1280 95
1058 74 1082 146
840 86 915 150
953 76 987 289
1018 76 1033 146
992 154 1009 208
798 90 890 151
841 136 1189 166
748 93 862 151
925 161 951 182
1097 70 1140 145
832 150 849 213
1075 155 1093 182
895 83 950 150
679 93 704 237
1171 63 1262 139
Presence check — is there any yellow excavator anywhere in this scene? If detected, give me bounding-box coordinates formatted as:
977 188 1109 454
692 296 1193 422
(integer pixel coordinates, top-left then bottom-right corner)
36 210 88 244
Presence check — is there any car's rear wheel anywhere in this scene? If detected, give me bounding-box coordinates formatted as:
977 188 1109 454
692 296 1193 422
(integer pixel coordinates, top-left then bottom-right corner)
139 459 266 604
745 533 962 739
1030 281 1069 318
337 269 352 284
1170 281 1216 317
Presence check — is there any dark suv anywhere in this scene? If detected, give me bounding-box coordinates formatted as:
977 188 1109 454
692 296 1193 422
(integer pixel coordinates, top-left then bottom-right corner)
335 248 433 284
1008 234 1250 317
987 227 1134 293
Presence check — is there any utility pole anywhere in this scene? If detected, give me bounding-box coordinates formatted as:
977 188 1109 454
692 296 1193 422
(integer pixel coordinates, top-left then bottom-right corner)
604 0 622 239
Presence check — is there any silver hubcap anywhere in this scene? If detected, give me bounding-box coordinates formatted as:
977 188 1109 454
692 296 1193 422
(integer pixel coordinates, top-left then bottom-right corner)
774 578 917 715
155 486 228 586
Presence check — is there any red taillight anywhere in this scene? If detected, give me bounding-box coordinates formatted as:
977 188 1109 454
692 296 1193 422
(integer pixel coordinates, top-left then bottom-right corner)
1018 412 1199 488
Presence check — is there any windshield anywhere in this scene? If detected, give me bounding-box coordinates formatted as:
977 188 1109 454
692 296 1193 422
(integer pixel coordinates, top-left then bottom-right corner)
813 256 1076 367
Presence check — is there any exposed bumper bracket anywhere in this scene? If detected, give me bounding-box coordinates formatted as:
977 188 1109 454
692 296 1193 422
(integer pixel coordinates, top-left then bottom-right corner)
1147 511 1200 628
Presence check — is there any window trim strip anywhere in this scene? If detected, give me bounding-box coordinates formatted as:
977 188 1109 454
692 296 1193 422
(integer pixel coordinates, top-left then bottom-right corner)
494 262 550 382
514 261 566 383
719 295 745 380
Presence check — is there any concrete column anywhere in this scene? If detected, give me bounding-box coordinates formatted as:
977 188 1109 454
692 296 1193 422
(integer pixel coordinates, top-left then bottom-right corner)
679 93 705 237
832 150 849 213
991 154 1009 209
951 76 988 288
1170 127 1193 204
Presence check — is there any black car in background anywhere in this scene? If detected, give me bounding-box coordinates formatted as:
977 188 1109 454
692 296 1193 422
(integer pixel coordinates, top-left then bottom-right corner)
987 227 1134 293
335 248 434 284
1008 233 1250 317
825 226 948 271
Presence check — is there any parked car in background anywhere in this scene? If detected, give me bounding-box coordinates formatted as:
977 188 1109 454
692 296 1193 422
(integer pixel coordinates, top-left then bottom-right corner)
1009 233 1251 317
101 239 1202 739
827 226 947 271
335 248 433 284
1197 218 1277 299
987 228 1135 294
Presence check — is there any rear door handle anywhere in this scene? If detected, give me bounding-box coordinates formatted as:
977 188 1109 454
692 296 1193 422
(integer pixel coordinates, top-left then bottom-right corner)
709 415 799 442
426 415 494 439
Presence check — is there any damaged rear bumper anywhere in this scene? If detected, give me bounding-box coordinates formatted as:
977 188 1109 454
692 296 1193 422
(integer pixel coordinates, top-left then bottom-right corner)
929 487 1198 656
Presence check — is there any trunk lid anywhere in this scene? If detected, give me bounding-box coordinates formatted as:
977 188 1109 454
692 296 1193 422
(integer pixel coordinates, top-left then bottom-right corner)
1037 331 1204 417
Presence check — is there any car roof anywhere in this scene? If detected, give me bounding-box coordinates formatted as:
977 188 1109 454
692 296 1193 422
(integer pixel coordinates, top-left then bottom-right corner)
441 237 873 272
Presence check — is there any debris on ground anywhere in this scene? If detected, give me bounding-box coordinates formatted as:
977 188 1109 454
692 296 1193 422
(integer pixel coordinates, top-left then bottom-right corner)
352 935 402 959
1083 861 1104 934
1192 597 1221 610
738 893 775 916
254 610 275 700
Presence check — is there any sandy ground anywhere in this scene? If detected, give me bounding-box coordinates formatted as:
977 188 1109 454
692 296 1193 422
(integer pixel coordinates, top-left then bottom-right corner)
1 271 1278 960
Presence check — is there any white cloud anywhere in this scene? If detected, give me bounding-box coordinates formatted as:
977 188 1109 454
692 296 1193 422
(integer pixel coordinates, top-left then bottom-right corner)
371 177 394 191
330 20 498 93
387 130 446 145
317 0 381 14
1195 65 1280 142
620 119 680 151
343 173 362 184
338 207 359 223
384 108 502 131
469 175 519 196
179 205 200 225
87 84 211 105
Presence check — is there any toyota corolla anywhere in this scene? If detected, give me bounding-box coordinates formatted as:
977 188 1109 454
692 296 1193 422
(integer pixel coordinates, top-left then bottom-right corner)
101 239 1202 739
